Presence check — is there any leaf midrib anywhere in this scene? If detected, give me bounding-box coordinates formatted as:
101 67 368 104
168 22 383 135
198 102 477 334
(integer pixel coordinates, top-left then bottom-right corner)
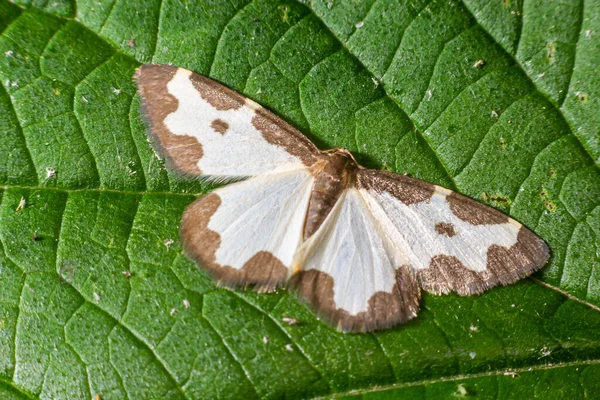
315 357 600 399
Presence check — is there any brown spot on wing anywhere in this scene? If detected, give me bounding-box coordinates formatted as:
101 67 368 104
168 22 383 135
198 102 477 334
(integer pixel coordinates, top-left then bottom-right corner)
251 109 320 167
446 192 508 225
357 170 435 205
435 222 457 237
181 193 288 291
188 73 245 111
419 227 549 295
136 65 203 175
210 118 229 134
291 266 421 332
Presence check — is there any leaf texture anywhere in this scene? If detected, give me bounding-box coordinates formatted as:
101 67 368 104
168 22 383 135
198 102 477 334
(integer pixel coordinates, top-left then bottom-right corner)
0 0 599 398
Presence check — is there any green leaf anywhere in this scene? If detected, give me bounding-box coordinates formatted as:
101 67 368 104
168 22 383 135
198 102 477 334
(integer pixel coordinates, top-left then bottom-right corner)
0 0 599 398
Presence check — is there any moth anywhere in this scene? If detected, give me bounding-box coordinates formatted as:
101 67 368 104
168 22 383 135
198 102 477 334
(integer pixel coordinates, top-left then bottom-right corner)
136 65 550 332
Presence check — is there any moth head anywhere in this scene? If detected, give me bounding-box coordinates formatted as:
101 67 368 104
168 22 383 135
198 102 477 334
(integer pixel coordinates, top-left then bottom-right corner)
324 147 358 164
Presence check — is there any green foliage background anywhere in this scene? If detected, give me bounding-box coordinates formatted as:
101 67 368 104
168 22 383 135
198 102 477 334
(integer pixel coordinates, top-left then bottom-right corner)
0 0 599 398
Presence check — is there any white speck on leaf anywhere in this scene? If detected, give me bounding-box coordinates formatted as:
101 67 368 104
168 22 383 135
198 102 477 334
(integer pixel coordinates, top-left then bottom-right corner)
82 96 89 103
45 167 56 179
93 292 100 302
285 344 293 351
473 59 485 68
170 308 178 316
427 89 433 100
456 384 468 396
469 352 476 359
4 50 13 56
282 317 299 325
540 346 552 357
355 21 364 29
164 239 174 248
469 324 478 332
491 110 499 118
16 197 26 212
113 88 121 95
126 161 137 175
183 299 190 308
262 336 269 344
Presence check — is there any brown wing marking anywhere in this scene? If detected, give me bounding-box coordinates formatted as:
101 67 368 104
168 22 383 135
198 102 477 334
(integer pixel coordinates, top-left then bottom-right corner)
446 191 508 225
418 227 550 295
181 193 289 291
188 73 245 111
251 108 320 167
135 65 204 175
357 169 435 205
291 266 421 332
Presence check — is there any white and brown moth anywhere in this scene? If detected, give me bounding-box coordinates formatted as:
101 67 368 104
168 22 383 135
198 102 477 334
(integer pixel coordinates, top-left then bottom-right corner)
136 65 550 332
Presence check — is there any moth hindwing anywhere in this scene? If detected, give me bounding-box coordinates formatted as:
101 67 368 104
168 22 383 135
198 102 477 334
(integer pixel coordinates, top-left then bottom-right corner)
136 65 550 332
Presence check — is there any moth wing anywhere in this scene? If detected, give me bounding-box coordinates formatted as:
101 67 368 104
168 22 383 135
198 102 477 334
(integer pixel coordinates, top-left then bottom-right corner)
136 65 320 179
292 188 421 332
357 170 550 295
181 168 314 291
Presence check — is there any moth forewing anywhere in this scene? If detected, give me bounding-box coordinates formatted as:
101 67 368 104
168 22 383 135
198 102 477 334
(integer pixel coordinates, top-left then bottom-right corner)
135 64 320 180
357 170 550 296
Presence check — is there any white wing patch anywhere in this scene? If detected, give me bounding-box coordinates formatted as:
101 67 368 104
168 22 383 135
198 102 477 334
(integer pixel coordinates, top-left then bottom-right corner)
164 68 304 177
362 189 521 271
295 189 402 315
209 168 314 270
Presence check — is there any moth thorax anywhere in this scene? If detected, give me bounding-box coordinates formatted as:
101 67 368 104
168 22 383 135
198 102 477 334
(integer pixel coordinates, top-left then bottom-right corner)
303 150 357 240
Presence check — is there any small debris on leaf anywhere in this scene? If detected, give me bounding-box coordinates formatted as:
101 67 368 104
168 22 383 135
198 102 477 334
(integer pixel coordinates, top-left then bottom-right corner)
282 317 299 325
16 197 26 212
46 167 56 179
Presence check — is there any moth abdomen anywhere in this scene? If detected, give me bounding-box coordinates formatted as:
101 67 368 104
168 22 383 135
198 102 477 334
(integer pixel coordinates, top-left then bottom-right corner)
304 150 357 239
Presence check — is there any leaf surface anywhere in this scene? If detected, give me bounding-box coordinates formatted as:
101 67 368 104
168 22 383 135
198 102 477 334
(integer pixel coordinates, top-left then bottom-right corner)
0 0 599 398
